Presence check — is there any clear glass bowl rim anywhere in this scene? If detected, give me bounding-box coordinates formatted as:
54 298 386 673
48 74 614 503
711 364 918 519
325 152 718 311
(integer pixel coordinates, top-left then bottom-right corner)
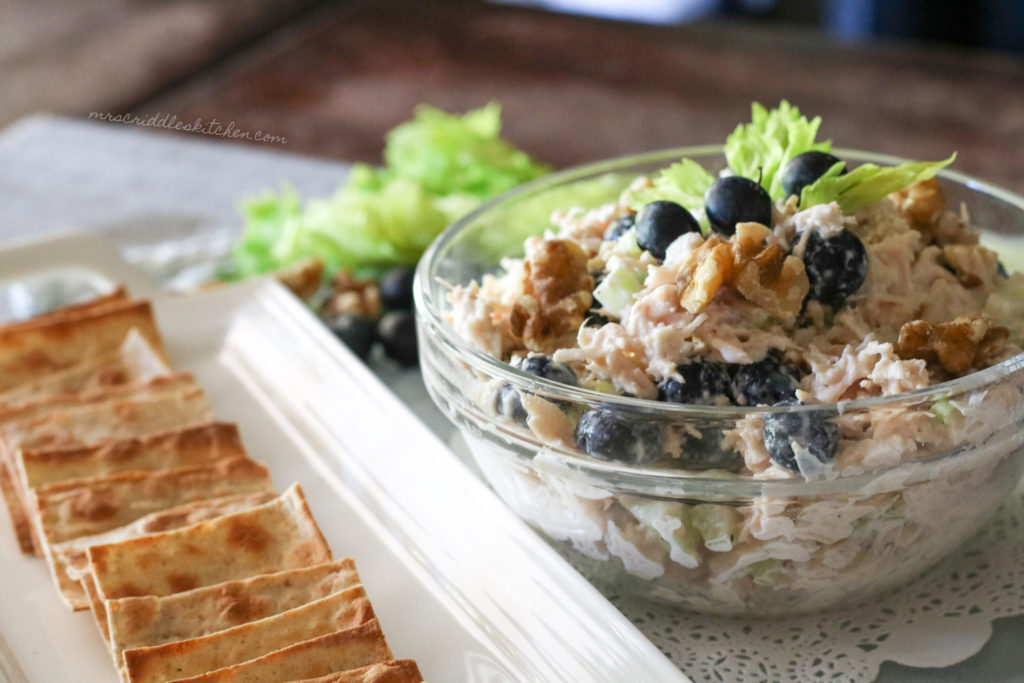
415 146 1024 494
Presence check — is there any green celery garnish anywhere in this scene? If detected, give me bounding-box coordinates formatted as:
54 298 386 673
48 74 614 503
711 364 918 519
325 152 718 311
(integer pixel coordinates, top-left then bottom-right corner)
228 103 550 280
724 100 831 200
384 102 550 198
630 158 714 213
800 155 956 214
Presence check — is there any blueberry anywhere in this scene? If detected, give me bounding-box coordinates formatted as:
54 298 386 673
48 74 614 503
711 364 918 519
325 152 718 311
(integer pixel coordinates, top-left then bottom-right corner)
325 313 376 361
658 360 732 406
781 151 846 201
678 429 743 470
731 356 798 407
576 408 663 465
763 400 839 473
377 311 418 366
704 176 773 236
494 384 528 425
583 313 611 328
604 214 636 242
635 201 701 260
802 229 868 308
520 354 578 386
378 266 416 311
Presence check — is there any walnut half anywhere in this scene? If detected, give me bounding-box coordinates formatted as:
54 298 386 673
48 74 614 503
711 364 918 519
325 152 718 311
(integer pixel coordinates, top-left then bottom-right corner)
677 223 809 319
509 238 593 352
896 314 1009 375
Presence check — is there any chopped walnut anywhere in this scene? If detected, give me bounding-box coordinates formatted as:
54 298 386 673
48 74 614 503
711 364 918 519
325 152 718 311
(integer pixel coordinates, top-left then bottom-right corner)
509 239 593 352
321 269 380 319
942 244 1000 289
732 222 773 258
680 239 732 313
732 244 809 319
676 224 809 319
275 257 324 301
896 314 1009 375
890 178 946 231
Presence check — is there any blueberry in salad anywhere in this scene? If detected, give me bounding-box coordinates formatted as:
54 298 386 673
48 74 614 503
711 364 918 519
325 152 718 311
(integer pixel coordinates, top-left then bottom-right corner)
520 354 579 386
730 356 799 407
781 151 845 201
583 312 611 328
634 201 701 260
496 355 578 424
494 384 528 425
603 213 635 242
762 400 840 473
576 407 664 465
801 228 868 308
657 360 732 406
704 176 773 235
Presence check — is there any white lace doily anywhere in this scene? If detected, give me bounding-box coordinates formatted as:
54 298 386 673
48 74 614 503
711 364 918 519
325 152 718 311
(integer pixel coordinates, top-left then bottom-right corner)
608 482 1024 682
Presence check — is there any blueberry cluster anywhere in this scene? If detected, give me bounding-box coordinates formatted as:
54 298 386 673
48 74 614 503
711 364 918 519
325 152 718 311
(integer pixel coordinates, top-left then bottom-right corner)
625 152 868 311
660 356 799 408
325 265 419 366
573 355 813 470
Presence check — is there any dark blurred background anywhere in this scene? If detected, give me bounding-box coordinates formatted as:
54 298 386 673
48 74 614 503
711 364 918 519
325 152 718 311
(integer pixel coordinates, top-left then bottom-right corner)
1 0 1022 193
501 0 1024 53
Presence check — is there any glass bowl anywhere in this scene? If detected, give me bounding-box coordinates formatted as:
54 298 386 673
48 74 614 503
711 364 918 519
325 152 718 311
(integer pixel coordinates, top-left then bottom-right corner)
414 147 1024 616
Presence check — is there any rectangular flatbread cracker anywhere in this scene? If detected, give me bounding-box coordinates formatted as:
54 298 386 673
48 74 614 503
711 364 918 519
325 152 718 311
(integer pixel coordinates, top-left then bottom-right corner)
122 585 375 683
88 483 330 600
0 377 210 554
32 458 271 609
34 455 272 548
0 298 168 392
107 559 360 663
52 491 277 611
292 661 424 683
165 621 392 683
0 288 128 334
17 422 245 493
0 328 170 407
86 485 330 644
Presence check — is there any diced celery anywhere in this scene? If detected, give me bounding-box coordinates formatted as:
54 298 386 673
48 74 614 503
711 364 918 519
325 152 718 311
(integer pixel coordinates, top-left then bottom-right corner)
593 267 642 314
930 397 960 423
616 228 642 258
690 504 740 552
589 380 618 395
623 498 701 569
747 558 782 586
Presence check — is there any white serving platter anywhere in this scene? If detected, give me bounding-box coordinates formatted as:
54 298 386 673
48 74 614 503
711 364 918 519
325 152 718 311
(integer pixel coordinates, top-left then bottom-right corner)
0 232 688 683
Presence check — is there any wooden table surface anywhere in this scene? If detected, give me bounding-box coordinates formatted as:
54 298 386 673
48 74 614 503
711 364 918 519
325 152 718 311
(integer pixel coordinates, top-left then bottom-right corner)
4 0 1023 193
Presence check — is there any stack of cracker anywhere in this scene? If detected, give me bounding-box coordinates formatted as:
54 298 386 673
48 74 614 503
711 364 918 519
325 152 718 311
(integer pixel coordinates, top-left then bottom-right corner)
0 290 422 683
